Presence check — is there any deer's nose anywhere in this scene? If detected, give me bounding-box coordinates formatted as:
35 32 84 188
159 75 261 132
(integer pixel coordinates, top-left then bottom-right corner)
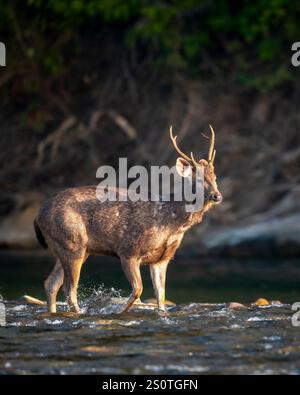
210 191 222 203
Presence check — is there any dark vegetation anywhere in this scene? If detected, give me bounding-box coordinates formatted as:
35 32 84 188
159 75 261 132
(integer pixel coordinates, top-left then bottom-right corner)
0 0 300 253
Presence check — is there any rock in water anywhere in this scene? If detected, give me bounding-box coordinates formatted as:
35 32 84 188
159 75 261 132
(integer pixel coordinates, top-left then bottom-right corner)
227 302 247 310
253 298 269 306
200 214 300 257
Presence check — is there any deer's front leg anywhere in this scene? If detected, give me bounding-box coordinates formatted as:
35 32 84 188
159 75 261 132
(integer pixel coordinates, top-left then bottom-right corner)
44 259 64 314
149 261 169 314
120 257 143 313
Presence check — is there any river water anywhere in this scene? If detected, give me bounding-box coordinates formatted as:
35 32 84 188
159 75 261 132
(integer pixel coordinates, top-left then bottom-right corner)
0 251 299 375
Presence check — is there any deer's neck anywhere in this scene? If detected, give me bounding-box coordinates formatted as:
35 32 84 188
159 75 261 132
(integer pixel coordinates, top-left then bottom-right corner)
171 199 213 231
191 201 214 225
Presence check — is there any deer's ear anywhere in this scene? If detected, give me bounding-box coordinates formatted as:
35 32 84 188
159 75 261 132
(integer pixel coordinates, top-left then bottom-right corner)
176 158 192 178
199 159 208 166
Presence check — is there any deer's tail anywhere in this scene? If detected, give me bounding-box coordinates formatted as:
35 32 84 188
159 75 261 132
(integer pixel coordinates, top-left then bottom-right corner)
23 295 46 306
34 219 47 249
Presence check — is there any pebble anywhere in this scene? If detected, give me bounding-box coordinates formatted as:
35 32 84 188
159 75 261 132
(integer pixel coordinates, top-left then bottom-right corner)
271 300 283 305
253 298 270 306
227 302 247 310
144 298 176 307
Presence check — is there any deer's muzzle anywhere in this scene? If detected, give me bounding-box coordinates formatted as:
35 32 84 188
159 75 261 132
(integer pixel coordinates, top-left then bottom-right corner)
210 191 222 203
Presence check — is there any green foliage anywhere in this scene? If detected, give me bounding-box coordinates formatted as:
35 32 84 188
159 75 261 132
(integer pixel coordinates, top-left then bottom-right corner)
1 0 300 89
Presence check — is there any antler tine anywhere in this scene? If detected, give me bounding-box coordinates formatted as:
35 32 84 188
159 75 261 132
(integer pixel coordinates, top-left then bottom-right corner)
169 126 192 163
211 149 216 164
190 152 199 168
208 124 215 162
201 132 210 141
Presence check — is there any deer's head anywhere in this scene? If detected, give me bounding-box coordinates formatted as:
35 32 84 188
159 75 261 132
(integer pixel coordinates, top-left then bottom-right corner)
170 125 222 205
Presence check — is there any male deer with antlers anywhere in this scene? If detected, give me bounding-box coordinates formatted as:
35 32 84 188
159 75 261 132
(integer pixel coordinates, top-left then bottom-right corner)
32 125 222 314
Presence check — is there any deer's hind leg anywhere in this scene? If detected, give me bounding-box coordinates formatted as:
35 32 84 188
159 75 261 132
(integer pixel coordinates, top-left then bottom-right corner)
44 259 64 314
120 257 143 313
60 252 88 314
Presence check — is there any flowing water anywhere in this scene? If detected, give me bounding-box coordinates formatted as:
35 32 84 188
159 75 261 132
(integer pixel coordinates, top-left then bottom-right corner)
0 250 300 375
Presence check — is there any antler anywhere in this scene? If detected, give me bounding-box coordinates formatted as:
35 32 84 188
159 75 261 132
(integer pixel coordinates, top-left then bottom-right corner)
211 148 216 164
208 124 215 163
190 152 199 168
169 126 193 163
169 124 216 165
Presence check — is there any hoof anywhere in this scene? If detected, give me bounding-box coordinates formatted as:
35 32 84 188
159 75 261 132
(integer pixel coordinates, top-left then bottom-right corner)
144 298 176 307
158 309 168 317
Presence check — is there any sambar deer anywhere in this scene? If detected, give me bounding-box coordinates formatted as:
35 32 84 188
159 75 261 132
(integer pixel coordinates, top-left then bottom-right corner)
33 125 222 314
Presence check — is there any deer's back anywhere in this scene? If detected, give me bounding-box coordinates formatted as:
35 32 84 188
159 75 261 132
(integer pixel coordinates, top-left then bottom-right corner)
36 186 190 261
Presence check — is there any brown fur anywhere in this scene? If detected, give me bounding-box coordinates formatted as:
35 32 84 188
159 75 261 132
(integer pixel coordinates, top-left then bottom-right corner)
34 162 221 314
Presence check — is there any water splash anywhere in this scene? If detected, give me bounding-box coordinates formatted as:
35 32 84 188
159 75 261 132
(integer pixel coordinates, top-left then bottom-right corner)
79 284 124 314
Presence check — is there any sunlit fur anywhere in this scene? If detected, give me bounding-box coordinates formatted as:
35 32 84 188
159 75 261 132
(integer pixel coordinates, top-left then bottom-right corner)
34 158 222 315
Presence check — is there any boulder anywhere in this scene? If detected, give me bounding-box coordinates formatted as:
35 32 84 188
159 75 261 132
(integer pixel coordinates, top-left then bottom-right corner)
0 202 41 249
200 214 300 257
